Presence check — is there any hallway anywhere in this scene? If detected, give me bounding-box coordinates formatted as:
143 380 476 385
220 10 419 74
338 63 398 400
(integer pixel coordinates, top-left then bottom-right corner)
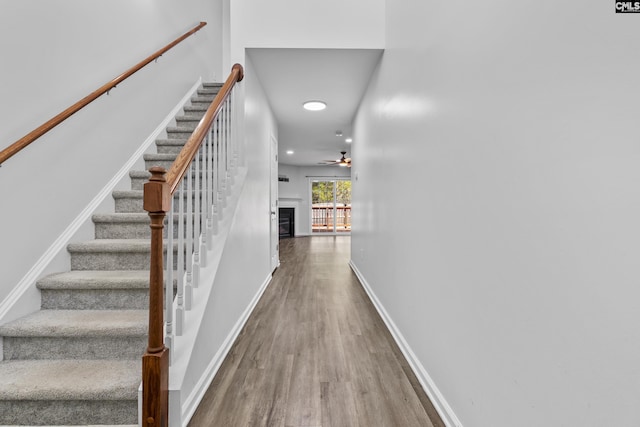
188 236 444 427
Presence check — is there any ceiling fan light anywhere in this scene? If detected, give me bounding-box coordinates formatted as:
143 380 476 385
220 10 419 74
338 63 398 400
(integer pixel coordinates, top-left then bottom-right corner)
303 100 327 111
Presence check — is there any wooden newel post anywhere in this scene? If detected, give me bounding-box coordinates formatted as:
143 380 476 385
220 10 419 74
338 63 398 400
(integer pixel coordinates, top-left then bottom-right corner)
142 167 171 427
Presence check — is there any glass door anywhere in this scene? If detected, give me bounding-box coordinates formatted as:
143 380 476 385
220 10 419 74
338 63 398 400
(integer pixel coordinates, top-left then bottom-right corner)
311 179 351 234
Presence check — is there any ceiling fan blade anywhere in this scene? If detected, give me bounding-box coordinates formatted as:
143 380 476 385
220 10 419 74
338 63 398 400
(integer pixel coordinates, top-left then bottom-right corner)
318 152 351 167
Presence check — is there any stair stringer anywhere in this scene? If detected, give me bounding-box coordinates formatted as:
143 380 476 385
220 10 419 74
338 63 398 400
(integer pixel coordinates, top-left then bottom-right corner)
0 79 203 329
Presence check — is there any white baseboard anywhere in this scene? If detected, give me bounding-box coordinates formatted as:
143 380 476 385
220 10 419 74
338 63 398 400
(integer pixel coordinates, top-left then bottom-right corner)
349 260 464 427
181 273 273 426
0 79 203 325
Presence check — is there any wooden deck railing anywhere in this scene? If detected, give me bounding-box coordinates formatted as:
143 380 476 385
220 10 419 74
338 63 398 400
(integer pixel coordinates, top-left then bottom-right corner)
312 206 351 232
142 63 244 427
0 22 207 166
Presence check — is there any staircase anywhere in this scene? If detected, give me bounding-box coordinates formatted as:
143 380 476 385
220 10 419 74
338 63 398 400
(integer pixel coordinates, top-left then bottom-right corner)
0 83 222 426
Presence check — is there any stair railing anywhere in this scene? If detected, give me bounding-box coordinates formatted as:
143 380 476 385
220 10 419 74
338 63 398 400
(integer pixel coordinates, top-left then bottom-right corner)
142 63 244 427
0 22 207 166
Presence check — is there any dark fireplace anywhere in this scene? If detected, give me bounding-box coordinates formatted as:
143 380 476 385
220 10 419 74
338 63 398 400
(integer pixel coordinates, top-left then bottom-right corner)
279 207 295 238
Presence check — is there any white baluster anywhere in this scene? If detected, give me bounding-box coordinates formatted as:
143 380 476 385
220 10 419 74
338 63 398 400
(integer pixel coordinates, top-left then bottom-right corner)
224 102 230 203
185 162 193 313
207 123 217 242
225 99 232 196
218 108 227 214
176 168 186 336
228 97 236 186
176 178 185 337
192 144 201 295
231 89 238 177
200 133 209 265
165 197 175 357
233 87 240 171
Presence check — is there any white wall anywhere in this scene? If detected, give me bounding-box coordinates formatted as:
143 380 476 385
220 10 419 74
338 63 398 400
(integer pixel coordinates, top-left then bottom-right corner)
278 164 351 236
230 0 384 57
0 0 222 309
352 1 640 426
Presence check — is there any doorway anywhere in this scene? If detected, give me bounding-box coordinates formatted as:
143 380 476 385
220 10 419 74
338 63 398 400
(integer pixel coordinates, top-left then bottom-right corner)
270 135 279 270
310 179 351 234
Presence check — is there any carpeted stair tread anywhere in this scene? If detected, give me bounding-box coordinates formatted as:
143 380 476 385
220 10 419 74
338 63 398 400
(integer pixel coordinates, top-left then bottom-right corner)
35 271 176 311
193 91 219 100
1 425 138 427
0 360 140 401
143 153 178 161
37 270 177 290
190 97 215 106
198 86 222 94
92 213 153 238
183 104 209 114
113 189 143 198
173 122 200 132
113 190 206 213
113 190 204 199
165 126 195 136
92 213 150 224
93 212 192 223
155 138 188 146
175 115 201 124
92 212 188 239
142 152 206 165
67 239 182 270
129 169 152 179
68 239 159 253
129 168 204 189
37 270 151 290
0 310 147 337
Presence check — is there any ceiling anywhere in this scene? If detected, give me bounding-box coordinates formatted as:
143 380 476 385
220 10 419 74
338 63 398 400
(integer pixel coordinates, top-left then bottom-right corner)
247 48 383 167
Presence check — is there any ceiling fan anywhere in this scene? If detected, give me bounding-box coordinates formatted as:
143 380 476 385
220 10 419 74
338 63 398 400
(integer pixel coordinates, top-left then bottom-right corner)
319 151 351 167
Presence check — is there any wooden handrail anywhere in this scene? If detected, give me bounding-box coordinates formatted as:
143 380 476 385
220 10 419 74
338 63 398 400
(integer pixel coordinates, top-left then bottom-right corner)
142 63 244 427
166 63 244 195
0 22 207 166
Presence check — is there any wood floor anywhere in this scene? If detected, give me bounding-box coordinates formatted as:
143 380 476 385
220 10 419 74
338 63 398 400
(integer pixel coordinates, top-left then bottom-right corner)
188 236 444 427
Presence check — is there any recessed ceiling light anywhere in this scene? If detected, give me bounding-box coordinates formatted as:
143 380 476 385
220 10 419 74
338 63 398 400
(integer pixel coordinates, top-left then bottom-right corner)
286 150 294 155
303 100 326 111
345 138 353 143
